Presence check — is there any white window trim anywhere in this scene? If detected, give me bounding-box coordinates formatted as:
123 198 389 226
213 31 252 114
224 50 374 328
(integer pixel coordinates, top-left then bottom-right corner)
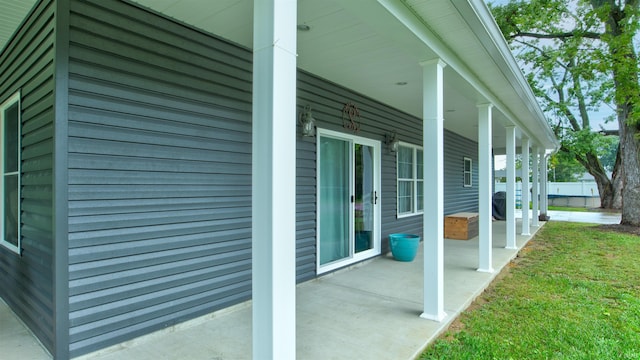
396 142 424 218
1 91 21 254
463 156 472 188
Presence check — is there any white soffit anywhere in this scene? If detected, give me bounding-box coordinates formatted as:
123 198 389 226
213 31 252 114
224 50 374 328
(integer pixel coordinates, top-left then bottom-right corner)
0 0 557 150
129 0 540 147
403 0 557 149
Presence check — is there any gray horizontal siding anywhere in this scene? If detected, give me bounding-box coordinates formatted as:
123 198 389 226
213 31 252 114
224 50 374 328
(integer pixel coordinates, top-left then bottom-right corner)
66 0 252 357
296 137 317 282
64 0 482 356
444 130 479 214
297 70 424 257
0 0 56 354
382 129 479 246
296 71 479 258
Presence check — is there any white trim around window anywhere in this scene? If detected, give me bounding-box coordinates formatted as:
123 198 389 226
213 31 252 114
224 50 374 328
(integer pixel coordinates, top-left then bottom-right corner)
463 156 472 188
1 91 21 254
396 142 423 218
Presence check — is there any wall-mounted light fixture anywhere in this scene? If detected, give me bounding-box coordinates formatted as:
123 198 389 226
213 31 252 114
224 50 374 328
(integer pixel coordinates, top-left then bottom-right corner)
299 105 316 137
385 131 400 153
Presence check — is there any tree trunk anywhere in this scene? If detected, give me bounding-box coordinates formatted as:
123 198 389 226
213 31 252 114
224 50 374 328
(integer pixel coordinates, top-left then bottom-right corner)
593 142 623 209
576 149 622 209
600 2 640 226
589 168 621 209
620 123 640 225
611 141 623 208
611 161 623 209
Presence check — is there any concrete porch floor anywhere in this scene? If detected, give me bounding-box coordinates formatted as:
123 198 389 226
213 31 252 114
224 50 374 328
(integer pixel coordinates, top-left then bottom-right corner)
2 218 549 360
4 209 623 360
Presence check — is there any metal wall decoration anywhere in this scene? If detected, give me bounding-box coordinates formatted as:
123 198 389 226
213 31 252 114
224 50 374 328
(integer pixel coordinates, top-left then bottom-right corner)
342 102 361 133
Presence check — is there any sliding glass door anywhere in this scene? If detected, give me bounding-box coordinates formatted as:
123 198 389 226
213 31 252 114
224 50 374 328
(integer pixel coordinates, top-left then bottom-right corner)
319 136 350 265
318 129 380 273
354 143 375 253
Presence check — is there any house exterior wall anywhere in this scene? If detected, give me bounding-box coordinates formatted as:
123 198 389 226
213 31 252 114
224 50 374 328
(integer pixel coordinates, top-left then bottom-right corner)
65 0 254 356
295 120 317 282
296 71 479 258
444 131 479 214
298 71 424 255
0 0 480 356
0 0 56 354
297 70 420 266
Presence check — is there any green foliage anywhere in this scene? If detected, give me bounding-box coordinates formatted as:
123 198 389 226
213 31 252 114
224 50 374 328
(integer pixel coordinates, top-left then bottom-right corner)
421 222 640 359
598 136 619 172
549 150 585 181
489 0 640 208
489 1 640 126
560 130 618 171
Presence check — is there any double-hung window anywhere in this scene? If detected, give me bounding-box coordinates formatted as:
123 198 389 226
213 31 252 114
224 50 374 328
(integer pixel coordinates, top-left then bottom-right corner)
1 92 21 254
397 143 423 217
463 157 472 187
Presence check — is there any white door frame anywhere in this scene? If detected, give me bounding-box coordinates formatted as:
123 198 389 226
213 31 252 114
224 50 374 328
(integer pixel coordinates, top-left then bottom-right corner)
316 128 382 274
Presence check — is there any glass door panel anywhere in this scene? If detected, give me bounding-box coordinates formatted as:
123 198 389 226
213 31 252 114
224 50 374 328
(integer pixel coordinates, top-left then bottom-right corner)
318 130 380 273
354 144 375 253
319 136 350 265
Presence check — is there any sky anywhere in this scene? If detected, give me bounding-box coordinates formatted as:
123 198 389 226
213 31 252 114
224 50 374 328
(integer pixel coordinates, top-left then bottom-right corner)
484 0 619 133
495 156 506 170
485 0 636 170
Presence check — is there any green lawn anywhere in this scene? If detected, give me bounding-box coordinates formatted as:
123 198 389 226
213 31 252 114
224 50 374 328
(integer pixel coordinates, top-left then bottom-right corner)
520 203 592 212
547 205 590 212
421 222 640 359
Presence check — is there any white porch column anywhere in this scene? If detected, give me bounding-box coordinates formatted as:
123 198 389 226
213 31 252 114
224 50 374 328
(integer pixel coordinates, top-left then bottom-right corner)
540 152 549 219
521 137 530 236
420 59 446 322
505 126 517 249
252 1 297 359
531 147 539 227
477 104 493 273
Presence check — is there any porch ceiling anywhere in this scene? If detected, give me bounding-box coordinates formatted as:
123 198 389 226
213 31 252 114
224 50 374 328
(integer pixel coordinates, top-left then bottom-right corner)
0 0 559 151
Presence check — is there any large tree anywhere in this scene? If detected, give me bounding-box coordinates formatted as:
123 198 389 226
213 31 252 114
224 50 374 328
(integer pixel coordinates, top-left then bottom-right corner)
490 0 640 225
549 151 588 182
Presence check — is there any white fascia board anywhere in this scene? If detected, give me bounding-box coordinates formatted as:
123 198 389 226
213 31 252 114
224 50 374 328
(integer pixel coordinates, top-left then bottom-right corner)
379 0 558 151
377 0 508 114
455 0 560 151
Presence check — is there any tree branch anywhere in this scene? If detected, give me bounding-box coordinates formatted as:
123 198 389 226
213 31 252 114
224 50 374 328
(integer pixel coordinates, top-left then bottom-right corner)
548 73 583 132
513 40 571 72
510 30 602 40
568 58 592 129
599 129 619 136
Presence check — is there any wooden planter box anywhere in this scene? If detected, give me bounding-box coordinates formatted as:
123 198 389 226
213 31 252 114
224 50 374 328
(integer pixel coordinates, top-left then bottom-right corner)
444 212 479 240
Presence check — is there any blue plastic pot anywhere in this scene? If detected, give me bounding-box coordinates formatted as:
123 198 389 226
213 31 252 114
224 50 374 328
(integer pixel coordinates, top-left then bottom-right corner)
389 233 420 262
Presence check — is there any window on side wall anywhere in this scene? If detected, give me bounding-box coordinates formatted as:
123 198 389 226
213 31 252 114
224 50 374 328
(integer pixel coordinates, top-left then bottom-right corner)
463 157 472 188
397 143 424 217
1 92 21 254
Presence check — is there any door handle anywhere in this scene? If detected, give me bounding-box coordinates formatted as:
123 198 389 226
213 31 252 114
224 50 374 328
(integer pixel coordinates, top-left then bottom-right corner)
373 191 378 204
351 195 355 203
